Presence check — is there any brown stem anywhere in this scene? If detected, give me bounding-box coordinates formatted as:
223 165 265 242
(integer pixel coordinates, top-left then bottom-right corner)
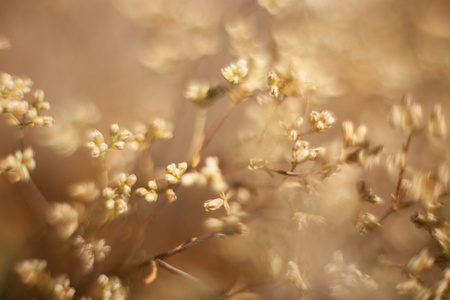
263 167 305 178
155 259 205 285
186 108 207 167
152 232 220 261
394 133 412 201
381 132 413 223
198 104 236 158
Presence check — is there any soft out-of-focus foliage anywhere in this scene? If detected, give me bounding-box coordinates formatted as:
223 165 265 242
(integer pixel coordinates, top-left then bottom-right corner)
0 0 450 299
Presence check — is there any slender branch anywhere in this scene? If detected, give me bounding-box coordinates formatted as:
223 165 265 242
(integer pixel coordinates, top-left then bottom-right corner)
263 167 305 178
198 104 236 157
186 108 207 167
394 133 412 201
380 132 413 223
155 259 204 285
152 232 220 261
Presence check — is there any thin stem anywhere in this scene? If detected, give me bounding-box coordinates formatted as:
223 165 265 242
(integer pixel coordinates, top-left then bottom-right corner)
379 207 395 223
186 108 207 167
198 104 236 158
263 167 305 178
122 232 221 279
380 132 413 223
257 101 281 144
394 133 412 201
155 259 204 285
152 232 220 261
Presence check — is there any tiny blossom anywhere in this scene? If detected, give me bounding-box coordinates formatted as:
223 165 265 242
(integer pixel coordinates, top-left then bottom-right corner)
102 187 115 199
184 82 225 107
407 248 434 274
309 147 325 160
15 259 48 286
26 108 54 127
113 173 137 197
357 181 384 205
355 145 383 169
24 89 55 127
164 188 177 203
355 212 380 234
396 278 422 295
68 181 100 202
204 198 224 211
184 82 209 103
136 179 158 203
410 171 444 211
342 121 367 147
204 192 226 212
325 251 378 296
97 274 127 300
412 212 440 228
127 123 148 150
389 97 423 134
0 147 36 182
0 36 10 52
104 196 128 220
309 110 335 133
432 228 450 254
221 59 248 84
47 203 79 239
286 261 308 291
52 277 75 300
386 152 406 172
73 236 111 274
149 118 173 140
292 140 310 163
109 124 132 150
201 157 228 192
236 187 251 204
267 71 283 97
102 186 129 220
427 104 446 138
86 130 108 157
280 116 303 140
0 72 32 101
248 158 268 170
181 157 227 192
32 90 50 111
165 162 187 184
204 202 248 234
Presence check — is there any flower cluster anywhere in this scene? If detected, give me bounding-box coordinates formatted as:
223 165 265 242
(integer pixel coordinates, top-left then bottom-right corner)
86 124 132 158
72 236 111 274
184 82 225 107
102 173 137 221
15 259 76 300
221 59 249 85
389 96 423 134
135 179 158 203
0 148 36 182
292 140 325 164
325 251 378 297
0 73 54 127
309 110 335 133
182 157 228 193
46 202 79 240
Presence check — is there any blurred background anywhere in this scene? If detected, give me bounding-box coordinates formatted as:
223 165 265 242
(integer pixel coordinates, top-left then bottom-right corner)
0 0 450 299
